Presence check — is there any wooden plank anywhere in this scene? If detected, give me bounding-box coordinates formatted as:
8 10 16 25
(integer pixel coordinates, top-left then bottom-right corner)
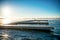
0 25 53 31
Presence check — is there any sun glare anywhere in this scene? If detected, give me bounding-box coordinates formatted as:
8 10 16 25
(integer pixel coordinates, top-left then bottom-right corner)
2 5 12 24
2 18 11 24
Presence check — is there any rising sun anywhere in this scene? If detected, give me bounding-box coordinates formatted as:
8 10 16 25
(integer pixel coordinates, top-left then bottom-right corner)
2 5 12 24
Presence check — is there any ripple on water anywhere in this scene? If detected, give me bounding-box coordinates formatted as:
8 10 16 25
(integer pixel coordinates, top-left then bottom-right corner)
0 29 58 40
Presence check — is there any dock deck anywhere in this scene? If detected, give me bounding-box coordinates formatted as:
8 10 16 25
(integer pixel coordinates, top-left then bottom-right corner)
0 25 53 31
0 20 53 31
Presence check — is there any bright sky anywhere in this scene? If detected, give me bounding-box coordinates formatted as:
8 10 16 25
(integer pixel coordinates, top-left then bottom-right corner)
0 0 60 18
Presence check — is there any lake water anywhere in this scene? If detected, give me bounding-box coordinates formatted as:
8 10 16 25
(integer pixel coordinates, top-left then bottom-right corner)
0 19 60 40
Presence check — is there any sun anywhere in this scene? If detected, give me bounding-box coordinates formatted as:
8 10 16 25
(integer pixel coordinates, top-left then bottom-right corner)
1 5 12 24
2 6 12 18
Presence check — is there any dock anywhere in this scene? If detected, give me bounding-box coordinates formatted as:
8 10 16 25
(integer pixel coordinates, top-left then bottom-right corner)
0 20 53 31
9 20 49 25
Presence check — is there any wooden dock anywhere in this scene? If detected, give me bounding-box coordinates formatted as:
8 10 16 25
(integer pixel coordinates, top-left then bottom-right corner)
0 25 53 31
0 20 53 31
9 20 49 25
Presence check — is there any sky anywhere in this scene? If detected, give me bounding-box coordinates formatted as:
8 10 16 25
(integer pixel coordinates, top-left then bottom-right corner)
0 0 60 18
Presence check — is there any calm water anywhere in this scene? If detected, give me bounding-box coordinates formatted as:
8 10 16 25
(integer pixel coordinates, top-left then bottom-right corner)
0 19 60 40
